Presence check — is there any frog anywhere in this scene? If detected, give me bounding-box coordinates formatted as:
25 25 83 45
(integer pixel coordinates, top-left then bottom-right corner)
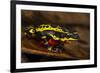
24 24 80 53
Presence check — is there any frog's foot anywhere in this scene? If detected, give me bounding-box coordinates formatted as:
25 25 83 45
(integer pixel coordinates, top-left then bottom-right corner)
48 47 52 51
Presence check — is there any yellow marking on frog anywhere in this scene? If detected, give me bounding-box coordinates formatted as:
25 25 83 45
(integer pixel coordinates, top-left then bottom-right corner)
60 37 78 41
36 24 68 33
48 33 60 40
48 47 52 51
42 36 47 39
44 41 48 45
48 33 78 42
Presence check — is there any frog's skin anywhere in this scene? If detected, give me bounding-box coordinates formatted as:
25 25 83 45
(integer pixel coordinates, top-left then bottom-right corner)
24 24 80 52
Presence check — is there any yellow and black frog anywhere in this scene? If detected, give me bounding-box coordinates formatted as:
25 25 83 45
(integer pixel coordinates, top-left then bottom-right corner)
24 24 80 53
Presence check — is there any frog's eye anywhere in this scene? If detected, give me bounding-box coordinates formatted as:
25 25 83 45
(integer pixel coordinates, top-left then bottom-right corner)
29 29 34 33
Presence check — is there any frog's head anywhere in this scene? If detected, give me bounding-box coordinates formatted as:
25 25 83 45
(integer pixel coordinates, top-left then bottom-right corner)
66 32 80 40
24 26 35 36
